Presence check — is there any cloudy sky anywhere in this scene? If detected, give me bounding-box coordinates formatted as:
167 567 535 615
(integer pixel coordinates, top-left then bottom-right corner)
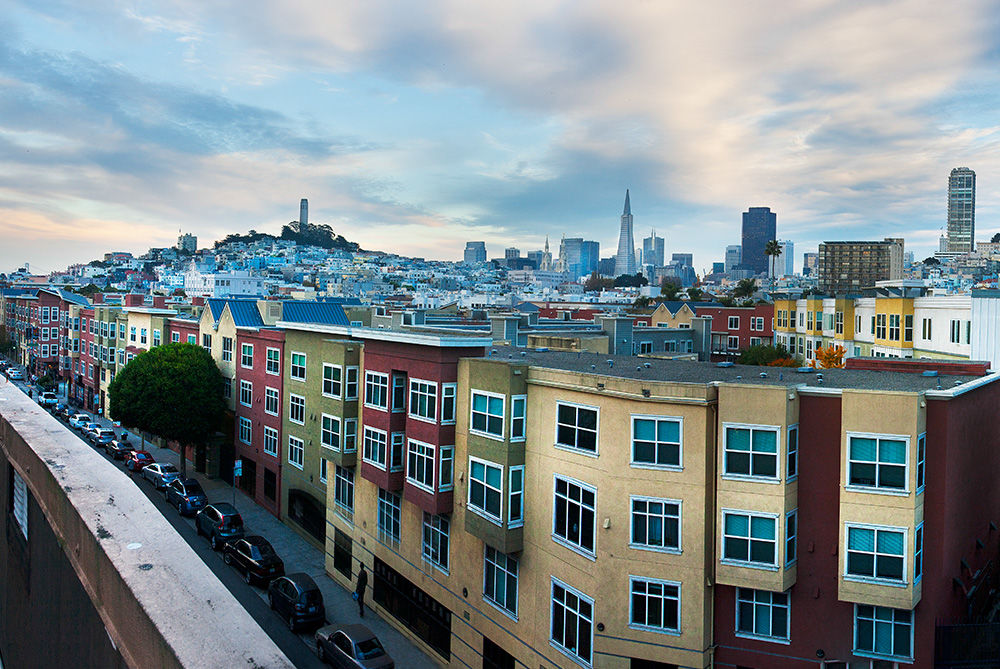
4 1 1000 276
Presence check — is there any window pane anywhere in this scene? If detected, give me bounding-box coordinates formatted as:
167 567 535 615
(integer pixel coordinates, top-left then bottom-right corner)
851 437 877 461
658 420 680 443
728 428 750 451
751 516 775 540
849 528 875 551
879 439 906 464
634 419 654 441
752 430 777 453
877 531 904 555
726 514 749 536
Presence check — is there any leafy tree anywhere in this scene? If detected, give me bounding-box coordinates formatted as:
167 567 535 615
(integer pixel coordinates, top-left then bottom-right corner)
584 272 614 292
613 272 649 288
660 280 682 299
686 286 705 301
77 283 102 296
632 296 652 310
738 344 796 366
923 256 941 266
171 288 187 297
108 343 225 477
811 344 846 369
992 232 1000 244
733 278 757 299
0 325 15 357
716 296 736 307
764 239 782 281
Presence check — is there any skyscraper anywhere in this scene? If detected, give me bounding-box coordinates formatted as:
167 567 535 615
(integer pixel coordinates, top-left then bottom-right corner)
947 167 975 253
817 239 903 294
615 190 637 275
771 240 794 277
300 198 309 226
464 241 487 264
642 229 665 268
724 245 742 273
741 207 776 275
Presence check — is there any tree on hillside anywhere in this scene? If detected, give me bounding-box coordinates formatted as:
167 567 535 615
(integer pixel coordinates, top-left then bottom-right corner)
923 256 941 266
733 278 758 299
992 232 1000 244
108 343 225 478
660 280 682 300
686 286 705 301
614 272 648 288
584 272 614 292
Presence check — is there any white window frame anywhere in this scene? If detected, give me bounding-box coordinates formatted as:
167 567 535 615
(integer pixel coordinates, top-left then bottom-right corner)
723 423 781 482
421 512 450 574
630 495 681 554
406 439 436 492
321 414 341 451
364 371 389 411
441 383 456 424
240 343 254 368
343 418 357 453
265 347 280 375
319 457 328 484
334 465 355 520
914 523 923 583
263 426 278 456
721 509 779 570
510 395 526 442
629 576 681 636
846 432 910 495
287 435 304 470
786 425 799 481
728 315 740 329
736 588 790 643
554 401 600 456
264 386 279 416
322 363 343 398
238 416 252 445
786 509 797 566
408 378 438 423
844 523 907 586
484 546 518 620
630 414 683 470
222 337 234 363
439 445 454 490
509 466 524 528
377 488 401 546
916 432 926 493
362 427 388 470
239 379 252 407
853 604 914 662
290 351 307 381
553 475 597 559
550 577 594 667
468 456 503 524
345 366 359 400
470 390 505 440
288 393 305 425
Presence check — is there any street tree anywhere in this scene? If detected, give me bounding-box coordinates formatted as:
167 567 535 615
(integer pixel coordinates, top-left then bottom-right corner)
108 343 225 477
733 278 757 299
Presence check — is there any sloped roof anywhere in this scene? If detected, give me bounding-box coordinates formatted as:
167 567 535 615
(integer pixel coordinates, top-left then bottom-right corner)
226 300 265 328
206 298 228 321
319 296 363 306
280 301 349 326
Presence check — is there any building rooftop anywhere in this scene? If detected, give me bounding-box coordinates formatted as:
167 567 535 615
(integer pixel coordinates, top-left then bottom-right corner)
485 346 995 394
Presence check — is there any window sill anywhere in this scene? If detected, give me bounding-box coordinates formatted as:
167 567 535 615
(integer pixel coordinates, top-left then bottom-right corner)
552 535 597 562
363 404 388 412
287 461 304 471
629 623 681 637
844 485 910 497
719 558 779 571
554 444 599 459
406 478 435 495
721 474 782 485
468 506 503 526
853 649 913 664
630 462 683 472
735 631 790 645
362 458 387 471
630 543 682 556
483 597 518 623
321 392 343 400
549 641 592 669
844 575 907 588
470 429 505 442
408 415 438 425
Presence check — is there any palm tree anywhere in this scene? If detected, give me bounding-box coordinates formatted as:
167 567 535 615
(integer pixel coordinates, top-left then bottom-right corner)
764 240 782 282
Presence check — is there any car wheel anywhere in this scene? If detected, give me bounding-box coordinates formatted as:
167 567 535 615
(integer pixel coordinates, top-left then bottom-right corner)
243 569 253 586
268 594 275 610
177 502 184 515
223 552 233 566
211 535 219 551
317 644 325 662
286 615 296 632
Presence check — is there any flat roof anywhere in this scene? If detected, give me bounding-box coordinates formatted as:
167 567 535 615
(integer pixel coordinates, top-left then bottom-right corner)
483 346 995 394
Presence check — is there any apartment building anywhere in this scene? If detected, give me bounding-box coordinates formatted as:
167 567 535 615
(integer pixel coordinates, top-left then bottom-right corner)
817 240 904 294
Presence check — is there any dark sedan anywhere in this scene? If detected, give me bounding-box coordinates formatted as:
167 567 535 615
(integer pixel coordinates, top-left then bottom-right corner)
316 624 394 668
165 478 207 516
267 573 325 631
222 535 285 586
104 439 133 460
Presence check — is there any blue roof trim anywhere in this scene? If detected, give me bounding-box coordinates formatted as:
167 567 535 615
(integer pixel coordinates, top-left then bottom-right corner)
226 300 264 327
281 301 349 326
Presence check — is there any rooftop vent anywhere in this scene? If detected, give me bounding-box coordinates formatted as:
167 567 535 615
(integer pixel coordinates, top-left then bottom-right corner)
520 351 526 357
716 361 734 368
590 364 596 370
759 372 768 378
796 367 814 373
607 360 614 368
643 362 651 369
921 370 939 377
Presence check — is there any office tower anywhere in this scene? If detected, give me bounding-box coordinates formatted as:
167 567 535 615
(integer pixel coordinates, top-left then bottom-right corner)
802 252 818 276
817 238 904 294
725 245 742 273
299 198 309 226
559 238 583 277
580 241 600 276
642 230 665 268
947 167 975 253
671 253 693 268
176 233 197 253
505 248 520 260
464 241 487 264
615 190 637 275
770 240 794 277
741 207 777 274
598 257 616 276
712 262 725 275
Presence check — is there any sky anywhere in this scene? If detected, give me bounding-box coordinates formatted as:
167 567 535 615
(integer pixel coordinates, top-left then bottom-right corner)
3 1 1000 276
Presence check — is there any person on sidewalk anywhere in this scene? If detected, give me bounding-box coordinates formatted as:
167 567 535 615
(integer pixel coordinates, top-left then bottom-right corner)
355 564 368 618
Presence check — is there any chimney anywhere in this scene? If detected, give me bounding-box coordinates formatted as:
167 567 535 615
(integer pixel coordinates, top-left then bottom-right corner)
91 293 104 304
152 296 167 308
192 296 205 306
124 294 144 307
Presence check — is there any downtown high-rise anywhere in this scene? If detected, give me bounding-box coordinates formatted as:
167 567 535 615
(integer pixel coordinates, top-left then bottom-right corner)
741 207 776 275
947 167 976 253
615 190 636 275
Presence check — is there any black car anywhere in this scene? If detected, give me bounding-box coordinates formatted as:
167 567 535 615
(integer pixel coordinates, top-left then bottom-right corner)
104 438 133 460
165 478 207 516
315 624 395 668
268 573 325 631
195 502 245 550
222 536 285 586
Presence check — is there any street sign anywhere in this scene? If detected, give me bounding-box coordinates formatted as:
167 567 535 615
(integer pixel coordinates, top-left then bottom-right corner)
234 459 243 477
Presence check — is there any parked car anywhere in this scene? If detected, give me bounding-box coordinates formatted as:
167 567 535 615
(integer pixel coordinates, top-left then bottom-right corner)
37 391 58 407
196 502 246 550
68 413 91 429
104 439 133 460
125 450 155 473
141 462 180 489
6 369 23 380
165 478 207 516
88 428 116 446
316 624 394 669
81 422 101 437
222 535 285 586
53 403 71 419
268 573 325 632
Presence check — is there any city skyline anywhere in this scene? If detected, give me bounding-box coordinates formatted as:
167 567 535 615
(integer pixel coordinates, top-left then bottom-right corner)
3 3 1000 275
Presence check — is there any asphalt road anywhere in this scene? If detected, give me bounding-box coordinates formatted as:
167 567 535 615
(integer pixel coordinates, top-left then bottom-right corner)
9 372 326 669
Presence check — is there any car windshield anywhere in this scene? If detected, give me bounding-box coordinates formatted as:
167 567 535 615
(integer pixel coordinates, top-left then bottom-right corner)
137 454 152 462
251 543 276 560
161 464 179 474
186 483 204 496
299 589 322 605
355 638 386 659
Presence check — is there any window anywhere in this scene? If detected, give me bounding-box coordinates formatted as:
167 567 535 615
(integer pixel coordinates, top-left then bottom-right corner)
321 414 341 450
409 379 437 422
343 419 357 452
631 415 682 468
377 489 401 546
322 364 342 398
509 466 524 528
471 391 505 439
904 315 913 342
288 394 305 424
202 333 211 349
728 315 740 329
222 337 233 362
363 427 388 469
553 476 596 556
848 433 907 491
846 525 905 583
629 577 680 635
922 318 932 341
152 330 161 347
965 320 971 345
555 402 598 454
222 377 231 399
407 439 435 491
950 319 961 343
241 343 253 368
334 466 354 518
439 445 454 489
807 311 813 330
391 373 406 412
172 332 180 343
469 458 503 523
364 372 388 410
238 417 252 444
484 547 518 618
916 433 925 491
913 524 924 583
264 387 279 416
288 436 304 469
736 589 789 642
728 335 740 350
290 352 306 380
752 316 765 331
130 326 137 342
551 579 593 666
637 341 652 354
854 605 913 661
390 433 404 472
441 383 456 424
786 510 797 565
319 457 328 484
263 426 278 456
722 510 777 567
239 379 252 407
724 425 779 479
835 311 844 334
266 347 280 375
888 314 900 341
422 513 450 572
510 395 526 441
345 367 359 399
187 334 196 344
630 496 681 553
786 425 798 480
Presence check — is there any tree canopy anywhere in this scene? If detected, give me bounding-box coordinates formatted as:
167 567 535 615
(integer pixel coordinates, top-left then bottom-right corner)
660 280 682 300
613 272 648 288
738 344 797 366
992 232 1000 244
732 278 758 299
108 343 225 465
584 272 614 292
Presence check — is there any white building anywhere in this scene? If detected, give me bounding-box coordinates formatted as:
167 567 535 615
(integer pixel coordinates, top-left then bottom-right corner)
183 269 269 298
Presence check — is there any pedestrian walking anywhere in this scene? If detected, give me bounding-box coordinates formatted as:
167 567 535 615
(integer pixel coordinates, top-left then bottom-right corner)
354 563 368 617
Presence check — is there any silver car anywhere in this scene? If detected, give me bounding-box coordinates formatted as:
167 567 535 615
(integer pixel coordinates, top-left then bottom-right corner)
315 625 394 668
141 463 181 490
